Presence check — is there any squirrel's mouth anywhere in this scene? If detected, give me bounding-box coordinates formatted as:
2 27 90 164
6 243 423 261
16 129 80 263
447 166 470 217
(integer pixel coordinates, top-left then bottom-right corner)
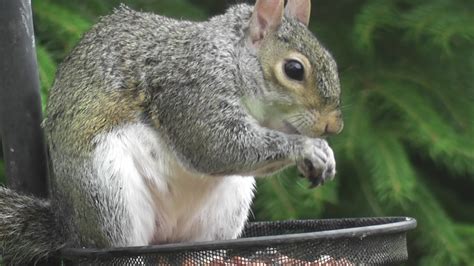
282 120 329 139
282 120 301 135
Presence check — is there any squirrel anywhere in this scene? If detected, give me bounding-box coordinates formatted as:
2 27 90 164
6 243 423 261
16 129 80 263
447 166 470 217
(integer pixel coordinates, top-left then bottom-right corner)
0 0 343 263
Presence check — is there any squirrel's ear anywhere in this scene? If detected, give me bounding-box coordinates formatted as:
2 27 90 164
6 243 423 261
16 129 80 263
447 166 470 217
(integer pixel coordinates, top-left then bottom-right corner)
285 0 311 26
249 0 284 46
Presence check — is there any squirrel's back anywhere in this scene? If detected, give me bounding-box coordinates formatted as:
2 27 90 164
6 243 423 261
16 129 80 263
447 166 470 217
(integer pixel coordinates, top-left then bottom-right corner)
44 4 252 155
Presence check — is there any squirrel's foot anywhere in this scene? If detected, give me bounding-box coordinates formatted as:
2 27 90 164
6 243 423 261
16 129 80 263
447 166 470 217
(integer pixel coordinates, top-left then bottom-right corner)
297 139 336 188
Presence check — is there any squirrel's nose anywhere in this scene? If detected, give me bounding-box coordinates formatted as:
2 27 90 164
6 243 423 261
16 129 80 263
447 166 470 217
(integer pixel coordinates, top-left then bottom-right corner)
323 112 344 135
324 122 343 135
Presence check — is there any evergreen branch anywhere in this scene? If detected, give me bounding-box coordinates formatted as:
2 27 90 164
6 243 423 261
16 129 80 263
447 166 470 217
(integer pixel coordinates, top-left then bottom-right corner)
36 45 57 112
268 177 298 218
455 223 474 252
408 184 471 264
377 69 472 131
51 0 112 19
48 0 209 21
454 223 474 235
363 133 416 205
310 180 339 206
374 81 474 175
353 0 398 54
134 0 208 20
332 84 371 160
401 1 474 54
427 177 474 222
254 176 298 220
33 0 92 50
254 168 338 221
354 163 385 216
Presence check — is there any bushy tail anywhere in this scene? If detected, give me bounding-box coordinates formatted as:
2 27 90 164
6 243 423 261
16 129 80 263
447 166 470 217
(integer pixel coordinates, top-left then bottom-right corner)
0 186 64 264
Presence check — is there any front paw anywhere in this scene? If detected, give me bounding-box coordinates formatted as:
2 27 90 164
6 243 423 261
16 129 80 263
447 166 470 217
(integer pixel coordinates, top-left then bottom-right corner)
296 139 336 188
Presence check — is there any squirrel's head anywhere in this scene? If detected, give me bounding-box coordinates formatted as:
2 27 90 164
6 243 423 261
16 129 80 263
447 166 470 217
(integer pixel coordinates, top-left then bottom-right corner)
242 0 343 138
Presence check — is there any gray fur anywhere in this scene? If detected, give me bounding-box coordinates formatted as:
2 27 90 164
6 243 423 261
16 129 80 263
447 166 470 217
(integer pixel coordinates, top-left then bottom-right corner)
0 3 341 263
0 187 64 264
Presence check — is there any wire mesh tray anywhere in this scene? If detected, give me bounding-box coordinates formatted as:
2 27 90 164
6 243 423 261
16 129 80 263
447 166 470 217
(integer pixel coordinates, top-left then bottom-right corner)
60 216 416 265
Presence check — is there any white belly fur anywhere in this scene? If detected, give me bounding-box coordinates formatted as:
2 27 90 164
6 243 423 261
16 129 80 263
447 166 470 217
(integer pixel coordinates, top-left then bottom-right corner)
92 123 256 246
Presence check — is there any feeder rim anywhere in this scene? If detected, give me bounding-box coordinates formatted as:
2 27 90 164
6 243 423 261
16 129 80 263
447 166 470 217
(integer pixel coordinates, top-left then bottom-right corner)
60 216 416 259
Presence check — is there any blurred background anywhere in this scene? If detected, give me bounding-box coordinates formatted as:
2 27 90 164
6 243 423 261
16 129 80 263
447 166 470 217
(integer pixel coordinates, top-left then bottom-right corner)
0 0 473 265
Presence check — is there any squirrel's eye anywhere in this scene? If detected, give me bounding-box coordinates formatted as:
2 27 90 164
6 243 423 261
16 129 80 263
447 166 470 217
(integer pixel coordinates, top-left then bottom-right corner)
284 60 305 81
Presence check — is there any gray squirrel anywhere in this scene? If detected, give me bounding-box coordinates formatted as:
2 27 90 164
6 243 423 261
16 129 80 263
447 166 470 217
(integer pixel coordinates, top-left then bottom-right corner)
0 0 343 263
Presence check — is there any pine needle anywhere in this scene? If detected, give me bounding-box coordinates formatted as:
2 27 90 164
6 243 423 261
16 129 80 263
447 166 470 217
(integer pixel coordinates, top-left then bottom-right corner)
36 45 57 112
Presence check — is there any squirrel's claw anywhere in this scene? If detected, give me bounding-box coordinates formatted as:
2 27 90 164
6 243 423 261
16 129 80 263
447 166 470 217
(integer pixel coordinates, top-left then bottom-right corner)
297 159 324 188
296 139 336 188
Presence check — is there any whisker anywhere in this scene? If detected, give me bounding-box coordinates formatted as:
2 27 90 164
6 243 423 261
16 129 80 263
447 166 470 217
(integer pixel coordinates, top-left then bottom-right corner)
340 104 353 111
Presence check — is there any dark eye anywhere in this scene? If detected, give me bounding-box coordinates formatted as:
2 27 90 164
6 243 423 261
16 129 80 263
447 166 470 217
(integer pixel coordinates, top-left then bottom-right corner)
284 60 305 81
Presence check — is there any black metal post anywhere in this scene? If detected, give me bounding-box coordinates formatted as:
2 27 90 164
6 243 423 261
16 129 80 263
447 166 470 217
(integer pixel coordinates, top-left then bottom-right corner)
0 0 48 198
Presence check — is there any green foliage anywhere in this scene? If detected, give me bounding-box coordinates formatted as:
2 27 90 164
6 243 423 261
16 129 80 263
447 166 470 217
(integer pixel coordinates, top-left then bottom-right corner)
254 167 338 220
33 0 92 55
411 184 469 265
365 132 416 205
36 45 57 112
0 0 472 265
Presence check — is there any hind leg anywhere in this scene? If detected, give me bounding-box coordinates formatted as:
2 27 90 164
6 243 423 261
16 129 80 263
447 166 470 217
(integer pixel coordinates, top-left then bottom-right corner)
189 175 256 241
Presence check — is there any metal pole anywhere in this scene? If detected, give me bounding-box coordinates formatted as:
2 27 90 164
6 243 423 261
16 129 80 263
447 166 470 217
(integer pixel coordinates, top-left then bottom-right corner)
0 0 48 198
